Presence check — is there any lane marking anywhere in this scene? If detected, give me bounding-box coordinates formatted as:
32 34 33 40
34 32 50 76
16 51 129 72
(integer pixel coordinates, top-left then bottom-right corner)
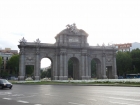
17 95 36 98
109 97 140 102
109 101 135 105
34 104 42 105
45 94 56 96
3 98 12 100
68 102 85 105
88 99 97 101
0 92 12 95
11 94 24 96
17 100 29 103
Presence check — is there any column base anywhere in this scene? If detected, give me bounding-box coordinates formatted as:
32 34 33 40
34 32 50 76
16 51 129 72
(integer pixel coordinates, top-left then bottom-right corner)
63 76 68 80
102 75 107 79
81 76 86 80
113 75 118 79
81 76 91 80
35 76 40 80
18 76 24 81
86 76 91 80
59 76 64 80
54 76 58 80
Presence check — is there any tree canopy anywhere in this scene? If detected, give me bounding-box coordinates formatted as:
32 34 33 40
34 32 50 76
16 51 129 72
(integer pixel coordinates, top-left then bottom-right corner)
0 56 2 77
116 51 132 76
7 54 19 76
0 56 2 67
115 49 140 77
130 48 140 73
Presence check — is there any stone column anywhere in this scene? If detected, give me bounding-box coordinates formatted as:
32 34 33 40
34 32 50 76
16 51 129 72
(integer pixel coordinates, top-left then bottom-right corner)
59 52 63 80
85 54 89 79
81 53 85 79
102 53 107 79
54 54 58 80
35 48 40 80
18 47 25 80
113 53 118 79
63 52 67 80
88 57 91 79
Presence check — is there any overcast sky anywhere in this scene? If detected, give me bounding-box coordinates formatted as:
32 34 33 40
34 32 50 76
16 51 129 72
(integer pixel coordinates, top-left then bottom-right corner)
0 0 140 67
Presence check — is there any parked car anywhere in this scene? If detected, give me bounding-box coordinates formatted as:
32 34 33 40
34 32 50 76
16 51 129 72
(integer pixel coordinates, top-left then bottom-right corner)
0 79 13 89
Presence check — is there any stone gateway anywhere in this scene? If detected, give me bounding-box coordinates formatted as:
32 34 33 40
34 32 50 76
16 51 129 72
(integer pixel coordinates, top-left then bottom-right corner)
18 24 118 80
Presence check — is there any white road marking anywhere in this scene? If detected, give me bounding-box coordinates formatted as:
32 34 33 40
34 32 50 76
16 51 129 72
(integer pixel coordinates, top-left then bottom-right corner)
68 102 85 105
17 95 36 98
109 101 135 105
17 100 29 103
32 93 39 94
3 98 12 100
88 99 97 101
34 104 42 105
45 94 56 96
11 94 24 96
109 97 140 102
0 92 12 95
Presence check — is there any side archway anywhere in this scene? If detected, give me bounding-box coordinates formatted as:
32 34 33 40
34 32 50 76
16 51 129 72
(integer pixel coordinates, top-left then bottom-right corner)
91 58 102 79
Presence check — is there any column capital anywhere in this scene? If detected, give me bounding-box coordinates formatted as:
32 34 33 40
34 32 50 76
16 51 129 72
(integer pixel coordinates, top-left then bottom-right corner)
36 51 40 55
35 48 40 55
59 52 67 55
81 53 87 56
20 47 25 55
102 53 106 57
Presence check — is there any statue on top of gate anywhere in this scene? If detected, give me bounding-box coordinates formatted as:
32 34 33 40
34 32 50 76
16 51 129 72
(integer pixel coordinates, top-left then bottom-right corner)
19 37 27 45
66 23 78 34
34 38 41 44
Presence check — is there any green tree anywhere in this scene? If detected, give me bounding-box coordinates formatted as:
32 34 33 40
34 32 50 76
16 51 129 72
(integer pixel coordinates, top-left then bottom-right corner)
40 68 51 79
116 51 132 77
131 48 140 73
46 68 51 78
25 65 34 77
0 56 2 77
7 54 19 76
40 69 47 78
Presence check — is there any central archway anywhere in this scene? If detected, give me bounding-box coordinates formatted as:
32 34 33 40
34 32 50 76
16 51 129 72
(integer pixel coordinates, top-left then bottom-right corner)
68 57 79 80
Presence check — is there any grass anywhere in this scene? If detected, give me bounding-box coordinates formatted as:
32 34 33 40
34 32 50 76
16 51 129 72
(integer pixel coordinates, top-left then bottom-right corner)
10 80 140 87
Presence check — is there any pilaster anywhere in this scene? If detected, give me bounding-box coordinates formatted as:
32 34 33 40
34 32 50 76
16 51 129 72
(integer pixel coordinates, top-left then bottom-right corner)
59 52 64 80
18 47 25 80
102 53 107 79
63 52 68 80
81 53 86 79
54 53 58 80
35 47 40 80
113 53 118 79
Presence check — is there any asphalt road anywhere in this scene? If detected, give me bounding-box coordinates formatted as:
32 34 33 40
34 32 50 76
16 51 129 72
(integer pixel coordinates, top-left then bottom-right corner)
0 84 140 105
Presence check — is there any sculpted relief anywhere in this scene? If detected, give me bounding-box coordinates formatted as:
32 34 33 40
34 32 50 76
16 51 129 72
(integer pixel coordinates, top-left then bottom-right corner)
69 38 79 42
25 56 35 65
